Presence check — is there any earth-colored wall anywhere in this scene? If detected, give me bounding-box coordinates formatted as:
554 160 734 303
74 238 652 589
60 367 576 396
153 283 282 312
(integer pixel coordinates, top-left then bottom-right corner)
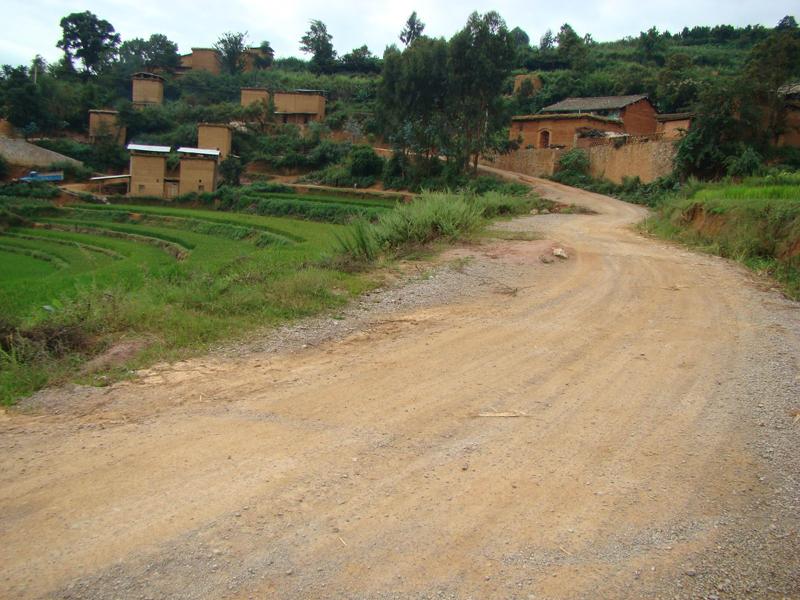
620 100 658 135
197 125 231 159
482 138 676 184
274 93 325 119
89 111 126 144
130 154 166 197
179 158 217 195
241 88 269 107
132 78 164 107
511 117 624 148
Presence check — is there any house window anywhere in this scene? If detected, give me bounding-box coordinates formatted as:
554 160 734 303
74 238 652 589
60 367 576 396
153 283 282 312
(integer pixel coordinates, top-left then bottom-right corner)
539 130 551 148
138 184 145 193
198 184 205 192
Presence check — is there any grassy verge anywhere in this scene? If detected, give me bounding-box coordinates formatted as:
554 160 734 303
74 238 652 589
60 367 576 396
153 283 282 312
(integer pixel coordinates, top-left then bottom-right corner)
642 173 800 298
335 191 545 265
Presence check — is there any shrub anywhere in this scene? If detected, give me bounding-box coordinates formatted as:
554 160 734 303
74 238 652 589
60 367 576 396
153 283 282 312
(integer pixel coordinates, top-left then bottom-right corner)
349 145 384 177
724 146 764 178
0 155 9 181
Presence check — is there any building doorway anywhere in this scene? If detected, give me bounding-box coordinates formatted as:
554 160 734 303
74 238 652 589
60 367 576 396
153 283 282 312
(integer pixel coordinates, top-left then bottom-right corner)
539 130 551 148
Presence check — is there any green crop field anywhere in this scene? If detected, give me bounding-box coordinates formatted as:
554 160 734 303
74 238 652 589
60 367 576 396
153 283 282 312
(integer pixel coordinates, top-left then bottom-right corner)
0 194 383 404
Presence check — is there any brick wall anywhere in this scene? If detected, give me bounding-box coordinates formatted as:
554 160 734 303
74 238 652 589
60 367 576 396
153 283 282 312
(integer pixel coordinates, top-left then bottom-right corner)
132 79 163 107
274 93 326 119
241 88 269 107
511 117 624 149
482 138 676 184
179 158 217 195
88 111 126 144
130 155 166 197
197 125 232 159
621 100 658 135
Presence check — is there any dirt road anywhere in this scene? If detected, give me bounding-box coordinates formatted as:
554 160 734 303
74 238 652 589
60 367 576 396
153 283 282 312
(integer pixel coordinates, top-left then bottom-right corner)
2 177 798 599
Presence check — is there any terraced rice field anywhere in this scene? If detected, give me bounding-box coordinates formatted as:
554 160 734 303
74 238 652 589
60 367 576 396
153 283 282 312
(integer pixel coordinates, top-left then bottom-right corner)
0 194 381 402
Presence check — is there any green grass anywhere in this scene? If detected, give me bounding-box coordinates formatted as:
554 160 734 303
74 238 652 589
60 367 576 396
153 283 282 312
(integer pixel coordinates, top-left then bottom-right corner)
0 196 379 404
643 174 800 298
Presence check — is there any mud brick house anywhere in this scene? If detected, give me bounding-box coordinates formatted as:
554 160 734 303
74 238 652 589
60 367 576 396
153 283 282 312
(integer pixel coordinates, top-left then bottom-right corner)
510 114 625 149
240 88 326 124
655 113 693 139
240 87 270 107
88 109 126 144
177 147 220 195
179 48 267 75
541 95 658 136
197 123 232 159
131 72 165 108
127 144 169 196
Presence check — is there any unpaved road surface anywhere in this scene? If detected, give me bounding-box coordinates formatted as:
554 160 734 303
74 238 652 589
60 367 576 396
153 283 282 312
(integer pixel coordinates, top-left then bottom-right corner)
2 176 799 599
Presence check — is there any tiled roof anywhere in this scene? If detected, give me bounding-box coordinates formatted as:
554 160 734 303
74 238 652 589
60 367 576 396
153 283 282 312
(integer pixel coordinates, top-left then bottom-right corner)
542 95 649 112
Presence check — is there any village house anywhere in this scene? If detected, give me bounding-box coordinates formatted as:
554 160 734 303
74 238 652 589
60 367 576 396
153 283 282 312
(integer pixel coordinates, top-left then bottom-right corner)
655 112 693 139
541 95 659 136
240 88 326 124
88 109 126 144
127 144 170 196
510 113 625 149
197 123 232 159
177 147 220 195
131 72 165 108
179 48 267 75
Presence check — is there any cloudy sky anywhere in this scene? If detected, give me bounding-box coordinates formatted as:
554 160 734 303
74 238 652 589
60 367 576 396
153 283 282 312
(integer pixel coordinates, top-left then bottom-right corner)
0 0 793 67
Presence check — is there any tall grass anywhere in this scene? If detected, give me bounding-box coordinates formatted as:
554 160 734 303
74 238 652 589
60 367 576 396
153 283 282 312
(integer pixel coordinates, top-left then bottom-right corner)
336 191 537 262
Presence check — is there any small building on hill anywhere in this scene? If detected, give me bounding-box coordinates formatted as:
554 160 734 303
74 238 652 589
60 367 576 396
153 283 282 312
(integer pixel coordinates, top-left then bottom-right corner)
541 95 658 135
177 147 220 195
180 48 268 75
239 88 326 124
88 109 126 144
655 112 693 139
128 143 169 196
132 72 165 109
510 113 625 149
197 123 232 159
240 87 270 107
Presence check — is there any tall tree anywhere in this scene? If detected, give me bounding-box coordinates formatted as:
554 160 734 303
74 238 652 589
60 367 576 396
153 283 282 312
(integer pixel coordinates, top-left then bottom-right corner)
340 45 381 74
254 41 275 69
447 11 515 171
214 32 249 74
56 11 120 75
400 12 425 46
556 23 587 70
300 20 337 74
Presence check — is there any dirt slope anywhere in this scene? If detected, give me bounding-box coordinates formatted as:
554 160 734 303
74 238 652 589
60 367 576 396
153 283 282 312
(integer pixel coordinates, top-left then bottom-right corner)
1 176 798 599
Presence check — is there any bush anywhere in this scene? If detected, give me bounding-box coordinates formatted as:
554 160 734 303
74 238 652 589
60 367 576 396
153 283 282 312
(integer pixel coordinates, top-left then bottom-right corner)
0 155 9 181
47 161 93 182
724 146 764 178
0 182 60 198
349 145 384 177
301 164 375 188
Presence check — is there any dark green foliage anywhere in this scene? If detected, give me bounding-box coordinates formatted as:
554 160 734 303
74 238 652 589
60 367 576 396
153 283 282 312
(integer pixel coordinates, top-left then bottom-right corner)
348 145 384 177
214 32 248 75
219 156 243 187
0 155 8 181
57 11 120 74
300 20 337 74
117 34 181 74
35 138 128 172
0 183 60 198
400 12 425 46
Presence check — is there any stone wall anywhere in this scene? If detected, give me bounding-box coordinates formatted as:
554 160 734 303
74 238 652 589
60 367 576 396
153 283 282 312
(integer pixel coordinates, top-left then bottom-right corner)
482 137 676 184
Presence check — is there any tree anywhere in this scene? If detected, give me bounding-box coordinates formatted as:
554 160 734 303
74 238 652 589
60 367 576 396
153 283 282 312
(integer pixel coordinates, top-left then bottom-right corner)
57 11 120 75
219 156 242 186
400 12 425 46
300 20 337 74
447 11 515 171
636 26 667 65
254 41 275 69
776 15 798 31
214 32 249 75
118 34 181 72
556 24 587 70
340 45 381 73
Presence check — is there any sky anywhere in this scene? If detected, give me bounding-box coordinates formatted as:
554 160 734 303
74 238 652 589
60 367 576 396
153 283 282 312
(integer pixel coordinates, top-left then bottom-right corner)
0 0 794 67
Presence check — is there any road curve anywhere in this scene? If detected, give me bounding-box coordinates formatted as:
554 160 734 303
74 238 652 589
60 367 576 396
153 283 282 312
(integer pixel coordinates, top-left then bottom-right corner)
1 173 798 599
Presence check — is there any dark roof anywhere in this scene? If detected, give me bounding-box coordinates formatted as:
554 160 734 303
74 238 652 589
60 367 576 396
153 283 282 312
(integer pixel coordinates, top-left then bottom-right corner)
511 113 622 125
542 95 649 113
655 112 694 122
131 71 165 81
